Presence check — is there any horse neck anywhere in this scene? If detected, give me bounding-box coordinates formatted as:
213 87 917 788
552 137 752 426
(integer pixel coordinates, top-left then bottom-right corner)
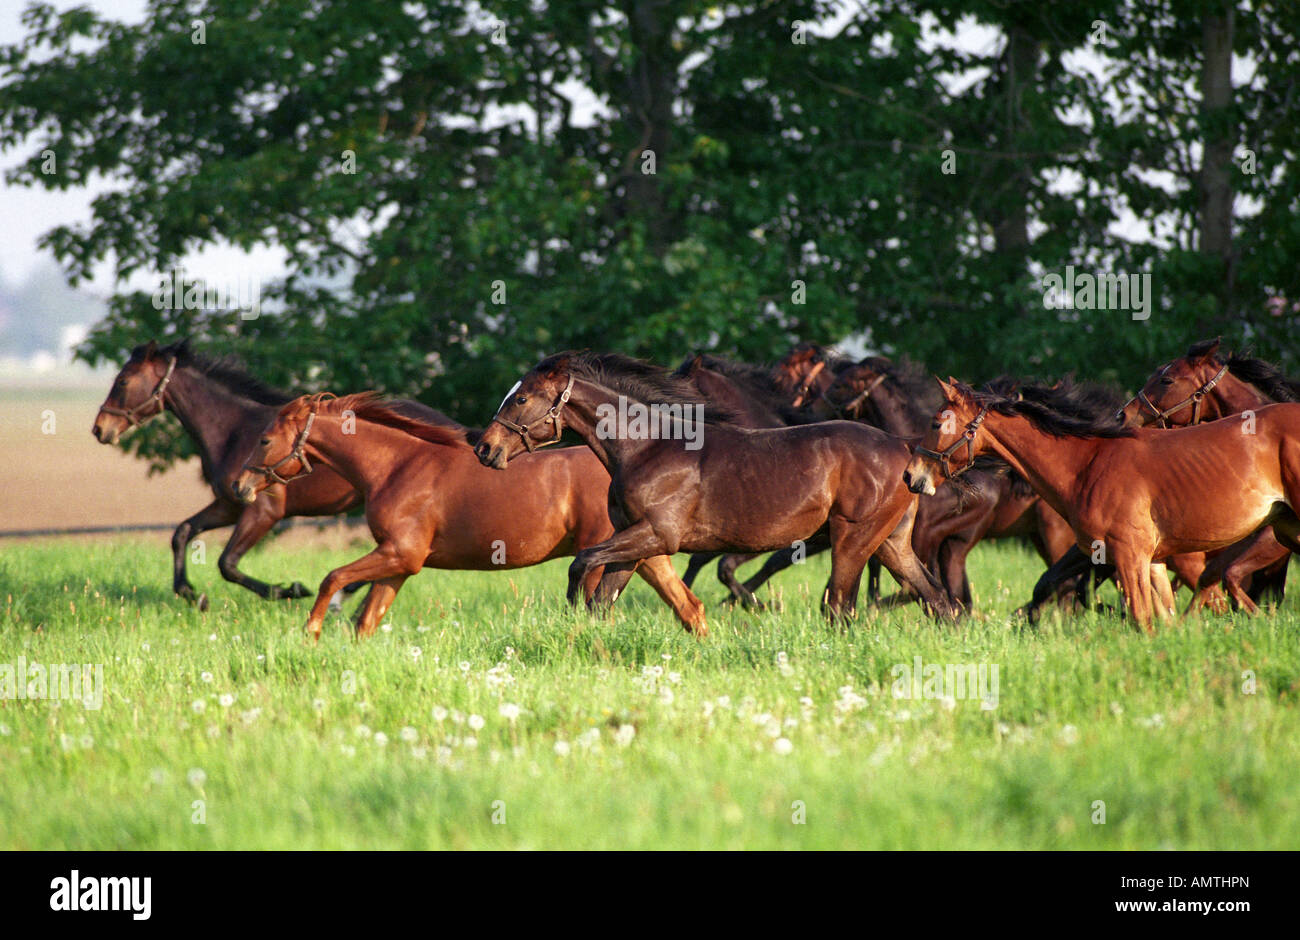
164 366 277 472
302 415 451 494
977 412 1103 520
1209 371 1274 417
872 382 928 437
558 379 662 472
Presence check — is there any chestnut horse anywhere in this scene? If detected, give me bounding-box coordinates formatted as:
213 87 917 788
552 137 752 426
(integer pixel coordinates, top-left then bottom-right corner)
232 393 704 639
905 380 1300 630
92 340 456 607
475 352 957 623
1120 338 1298 612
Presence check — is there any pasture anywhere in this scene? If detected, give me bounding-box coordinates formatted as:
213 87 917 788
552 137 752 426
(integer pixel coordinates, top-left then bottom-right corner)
2 533 1297 850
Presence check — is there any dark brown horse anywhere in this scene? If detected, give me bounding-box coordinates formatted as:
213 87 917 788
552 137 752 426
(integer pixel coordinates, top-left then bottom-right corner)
475 352 957 624
232 393 704 638
1120 338 1298 612
91 340 456 607
906 381 1300 630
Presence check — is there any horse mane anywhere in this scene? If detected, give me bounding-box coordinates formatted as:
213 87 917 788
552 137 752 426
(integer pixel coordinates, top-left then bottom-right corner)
675 353 816 425
791 341 855 373
285 393 472 448
959 380 1135 439
1211 351 1300 403
860 355 945 415
541 351 738 424
144 339 292 406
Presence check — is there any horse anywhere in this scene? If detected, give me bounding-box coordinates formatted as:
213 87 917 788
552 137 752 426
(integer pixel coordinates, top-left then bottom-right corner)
231 393 706 639
673 353 822 606
904 380 1300 630
1119 338 1299 613
474 352 958 624
771 342 856 410
91 339 456 608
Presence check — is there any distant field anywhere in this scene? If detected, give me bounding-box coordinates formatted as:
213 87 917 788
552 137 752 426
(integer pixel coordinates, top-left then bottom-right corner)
1 534 1296 850
0 388 210 532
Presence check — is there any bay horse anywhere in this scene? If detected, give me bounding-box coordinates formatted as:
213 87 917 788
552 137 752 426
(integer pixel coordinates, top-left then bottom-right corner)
771 342 855 410
232 393 705 639
1120 338 1299 613
674 353 822 606
474 352 958 623
905 380 1300 630
92 340 456 608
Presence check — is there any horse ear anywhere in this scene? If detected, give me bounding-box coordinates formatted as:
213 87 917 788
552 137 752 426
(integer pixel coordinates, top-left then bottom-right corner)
544 354 572 378
1191 338 1222 363
143 339 158 357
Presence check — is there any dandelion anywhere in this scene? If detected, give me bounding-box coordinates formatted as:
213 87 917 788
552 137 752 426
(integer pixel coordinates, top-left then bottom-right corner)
141 642 151 652
187 768 207 788
373 732 389 747
773 737 793 755
149 769 168 785
79 735 94 749
499 703 521 722
459 661 471 673
312 698 326 713
554 740 571 757
463 736 478 749
1060 725 1079 745
218 693 234 708
613 724 636 747
400 727 418 742
410 646 422 662
467 714 485 731
200 672 213 683
381 622 393 633
658 688 674 706
432 706 448 723
191 700 206 714
355 725 372 739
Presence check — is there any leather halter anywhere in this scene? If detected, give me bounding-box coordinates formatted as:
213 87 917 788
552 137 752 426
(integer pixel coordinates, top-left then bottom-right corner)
791 360 826 408
1123 362 1229 428
914 405 990 479
246 396 328 487
99 357 177 427
824 373 886 417
491 374 575 453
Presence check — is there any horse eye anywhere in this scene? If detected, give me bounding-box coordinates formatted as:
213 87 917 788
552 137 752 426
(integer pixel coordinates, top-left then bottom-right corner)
515 395 527 405
260 437 271 447
1159 377 1174 386
930 421 941 430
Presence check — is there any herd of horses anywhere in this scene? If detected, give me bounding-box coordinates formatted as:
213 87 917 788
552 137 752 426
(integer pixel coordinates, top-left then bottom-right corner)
91 337 1300 639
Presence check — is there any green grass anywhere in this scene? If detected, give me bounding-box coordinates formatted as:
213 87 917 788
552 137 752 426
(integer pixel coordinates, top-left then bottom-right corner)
1 534 1297 849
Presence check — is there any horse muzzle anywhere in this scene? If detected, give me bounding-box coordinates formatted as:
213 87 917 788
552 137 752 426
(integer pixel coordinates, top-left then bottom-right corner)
474 441 509 470
231 474 261 504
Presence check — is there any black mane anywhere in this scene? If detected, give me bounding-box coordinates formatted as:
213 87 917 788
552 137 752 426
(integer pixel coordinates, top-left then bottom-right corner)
1217 354 1300 403
139 339 291 406
860 355 945 416
960 380 1135 439
540 351 737 424
675 353 815 425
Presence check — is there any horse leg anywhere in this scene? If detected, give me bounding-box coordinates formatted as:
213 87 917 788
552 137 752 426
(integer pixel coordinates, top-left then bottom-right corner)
351 575 410 638
633 555 707 636
873 512 958 620
304 543 423 642
1148 562 1176 622
171 500 240 608
1112 547 1156 633
740 536 830 597
681 552 719 590
566 522 682 621
717 553 764 609
218 500 315 601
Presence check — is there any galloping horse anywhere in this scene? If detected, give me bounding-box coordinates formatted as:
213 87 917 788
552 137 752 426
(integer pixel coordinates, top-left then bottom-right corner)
475 352 957 623
905 380 1300 630
232 393 705 639
92 340 456 607
1120 338 1299 612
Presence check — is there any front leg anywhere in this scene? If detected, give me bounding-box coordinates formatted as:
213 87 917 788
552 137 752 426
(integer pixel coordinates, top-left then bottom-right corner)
218 488 314 600
568 521 676 613
304 543 423 642
171 500 241 608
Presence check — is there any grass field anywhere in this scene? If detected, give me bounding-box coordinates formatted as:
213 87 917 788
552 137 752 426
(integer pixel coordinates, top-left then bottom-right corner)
1 533 1297 850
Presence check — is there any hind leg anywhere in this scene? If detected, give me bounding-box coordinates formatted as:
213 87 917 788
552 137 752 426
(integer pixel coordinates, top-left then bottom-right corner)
633 555 707 636
874 515 958 619
352 575 410 637
717 553 763 609
682 552 719 590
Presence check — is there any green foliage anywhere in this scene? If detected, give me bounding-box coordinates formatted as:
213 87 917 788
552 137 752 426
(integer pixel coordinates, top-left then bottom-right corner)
1 1 1296 467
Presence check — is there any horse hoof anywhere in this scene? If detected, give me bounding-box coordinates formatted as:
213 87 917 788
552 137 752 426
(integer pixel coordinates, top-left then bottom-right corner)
197 593 209 613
